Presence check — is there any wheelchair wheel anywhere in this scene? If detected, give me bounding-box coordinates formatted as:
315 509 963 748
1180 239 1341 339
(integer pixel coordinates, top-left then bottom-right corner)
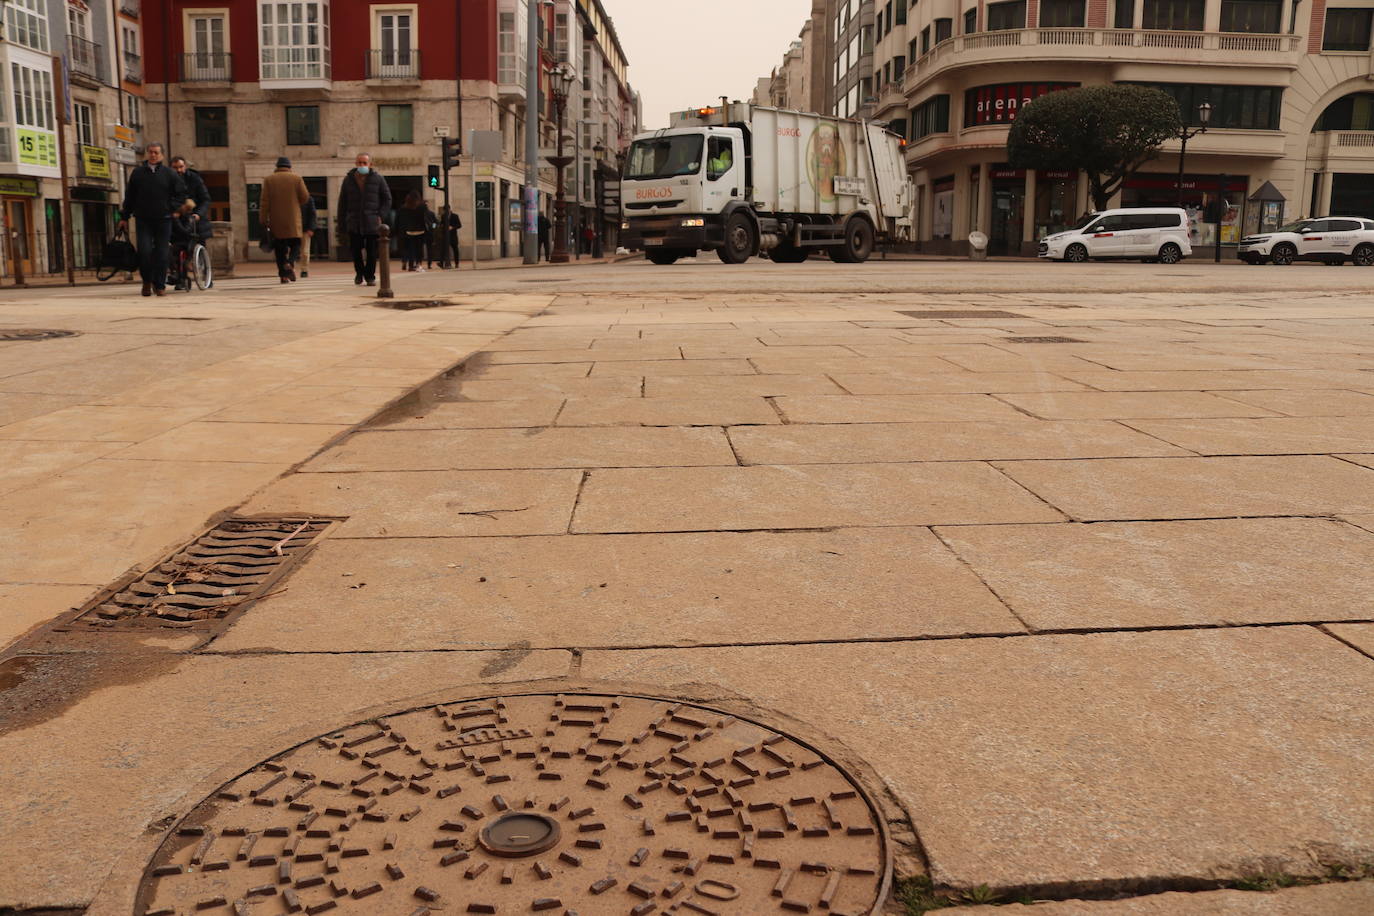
191 244 213 290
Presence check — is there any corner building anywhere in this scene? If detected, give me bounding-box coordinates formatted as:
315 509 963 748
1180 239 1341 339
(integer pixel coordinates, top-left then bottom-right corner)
849 0 1374 255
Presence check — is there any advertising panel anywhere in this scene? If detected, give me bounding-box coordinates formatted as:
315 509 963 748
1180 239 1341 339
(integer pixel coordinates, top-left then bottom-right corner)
964 83 1078 127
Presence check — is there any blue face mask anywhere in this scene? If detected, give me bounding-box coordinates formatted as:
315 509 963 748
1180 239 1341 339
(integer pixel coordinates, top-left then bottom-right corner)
356 166 370 175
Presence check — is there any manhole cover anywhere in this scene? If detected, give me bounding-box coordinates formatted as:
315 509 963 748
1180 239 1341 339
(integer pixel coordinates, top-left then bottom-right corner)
375 300 454 311
138 694 889 915
895 310 1025 319
0 328 81 341
1002 336 1086 344
71 516 335 628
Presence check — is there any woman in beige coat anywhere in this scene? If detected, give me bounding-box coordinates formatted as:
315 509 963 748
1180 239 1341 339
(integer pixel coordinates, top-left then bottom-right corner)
259 156 309 282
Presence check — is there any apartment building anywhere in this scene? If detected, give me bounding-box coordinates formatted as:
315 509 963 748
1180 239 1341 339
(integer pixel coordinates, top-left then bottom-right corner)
139 0 637 262
0 0 146 279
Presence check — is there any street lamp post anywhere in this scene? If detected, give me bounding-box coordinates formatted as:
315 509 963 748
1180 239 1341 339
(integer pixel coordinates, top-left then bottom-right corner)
548 62 576 264
1176 100 1213 208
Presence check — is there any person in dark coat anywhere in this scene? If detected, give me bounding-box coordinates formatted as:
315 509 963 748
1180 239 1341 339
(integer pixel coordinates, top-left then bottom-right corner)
397 190 433 271
435 205 461 268
299 195 317 278
117 142 186 296
538 211 551 261
336 152 392 286
168 156 213 290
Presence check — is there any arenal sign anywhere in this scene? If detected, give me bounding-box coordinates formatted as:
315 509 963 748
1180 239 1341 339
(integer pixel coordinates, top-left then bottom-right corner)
964 82 1078 127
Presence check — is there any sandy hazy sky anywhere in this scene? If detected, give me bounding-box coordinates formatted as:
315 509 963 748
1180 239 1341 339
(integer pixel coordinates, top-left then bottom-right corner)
602 1 813 131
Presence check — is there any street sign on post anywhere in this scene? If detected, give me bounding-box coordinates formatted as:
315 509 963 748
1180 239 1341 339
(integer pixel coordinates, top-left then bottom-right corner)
433 125 451 138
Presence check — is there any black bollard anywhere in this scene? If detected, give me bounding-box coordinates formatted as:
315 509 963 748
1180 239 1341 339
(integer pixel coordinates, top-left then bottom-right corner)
377 223 393 298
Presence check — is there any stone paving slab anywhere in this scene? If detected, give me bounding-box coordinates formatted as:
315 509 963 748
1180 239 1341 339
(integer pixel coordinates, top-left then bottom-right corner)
958 883 1374 915
465 360 594 378
446 376 642 400
645 374 849 397
936 518 1374 629
1056 369 1374 392
0 583 99 652
380 397 566 429
0 649 570 909
1204 389 1374 416
729 420 1190 464
748 355 964 375
109 420 352 464
994 391 1281 420
1327 623 1374 657
995 456 1374 520
830 371 1090 395
204 384 413 424
580 627 1374 890
1125 416 1374 455
485 345 684 363
775 393 1029 423
572 462 1064 532
0 458 291 585
556 395 780 426
237 468 582 537
208 527 1022 653
301 426 736 471
0 440 132 495
0 405 215 441
589 358 759 376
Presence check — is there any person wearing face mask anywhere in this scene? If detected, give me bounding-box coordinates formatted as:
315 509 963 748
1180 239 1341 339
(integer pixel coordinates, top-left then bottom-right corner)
336 152 392 286
117 142 186 296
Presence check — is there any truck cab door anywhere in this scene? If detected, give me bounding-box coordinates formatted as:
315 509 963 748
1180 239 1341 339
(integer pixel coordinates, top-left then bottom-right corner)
705 135 739 211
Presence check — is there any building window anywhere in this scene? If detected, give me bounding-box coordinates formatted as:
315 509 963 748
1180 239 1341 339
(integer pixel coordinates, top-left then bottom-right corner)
921 25 931 53
1115 0 1135 27
965 8 978 32
894 54 907 75
376 9 414 68
11 63 55 131
285 105 320 145
1130 82 1282 130
1323 9 1374 51
987 0 1026 30
935 18 953 40
73 103 95 146
908 37 918 60
1141 0 1204 30
912 94 951 139
378 104 412 143
1220 0 1281 31
4 0 49 53
1040 0 1086 26
498 8 527 87
195 106 228 146
1315 92 1374 130
127 94 143 130
259 1 331 81
554 10 570 61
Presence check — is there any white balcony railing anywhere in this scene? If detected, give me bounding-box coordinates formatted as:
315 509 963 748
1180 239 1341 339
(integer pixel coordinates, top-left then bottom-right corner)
1308 130 1374 162
910 28 1302 83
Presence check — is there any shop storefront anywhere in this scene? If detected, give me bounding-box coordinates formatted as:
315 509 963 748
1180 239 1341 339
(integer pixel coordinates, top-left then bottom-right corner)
1122 173 1249 248
1035 170 1078 240
989 166 1025 256
0 177 41 279
932 175 954 240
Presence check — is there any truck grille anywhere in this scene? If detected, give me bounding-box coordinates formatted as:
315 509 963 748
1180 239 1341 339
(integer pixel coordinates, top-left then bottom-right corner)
624 200 684 210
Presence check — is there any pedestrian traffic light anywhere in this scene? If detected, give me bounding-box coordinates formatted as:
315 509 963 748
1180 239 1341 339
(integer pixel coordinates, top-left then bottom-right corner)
427 164 441 189
441 136 461 171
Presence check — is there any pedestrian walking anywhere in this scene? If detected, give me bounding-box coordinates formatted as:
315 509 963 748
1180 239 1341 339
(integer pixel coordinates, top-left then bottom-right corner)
259 156 310 283
169 156 212 290
299 194 316 278
437 205 461 268
117 142 185 297
582 224 598 259
397 190 433 271
336 153 392 286
538 211 551 262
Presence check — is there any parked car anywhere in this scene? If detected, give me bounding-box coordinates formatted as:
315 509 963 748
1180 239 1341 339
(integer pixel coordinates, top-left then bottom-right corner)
1039 208 1192 264
1237 217 1374 265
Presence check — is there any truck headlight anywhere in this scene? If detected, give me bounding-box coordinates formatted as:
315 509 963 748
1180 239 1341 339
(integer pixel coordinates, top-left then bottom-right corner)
680 218 705 228
621 221 629 230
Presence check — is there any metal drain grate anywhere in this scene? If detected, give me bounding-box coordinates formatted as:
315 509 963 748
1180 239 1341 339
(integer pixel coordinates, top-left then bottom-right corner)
375 299 455 311
1003 336 1086 344
0 328 81 341
896 310 1025 319
74 516 336 627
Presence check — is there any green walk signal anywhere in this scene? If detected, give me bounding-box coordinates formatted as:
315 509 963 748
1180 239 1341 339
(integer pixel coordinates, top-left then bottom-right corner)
427 165 441 189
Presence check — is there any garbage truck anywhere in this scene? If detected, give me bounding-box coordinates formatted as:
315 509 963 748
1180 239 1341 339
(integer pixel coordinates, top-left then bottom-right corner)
619 102 914 265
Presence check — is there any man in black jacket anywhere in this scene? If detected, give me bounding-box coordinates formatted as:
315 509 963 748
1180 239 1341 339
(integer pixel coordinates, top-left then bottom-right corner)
118 142 185 296
169 155 212 290
336 152 392 286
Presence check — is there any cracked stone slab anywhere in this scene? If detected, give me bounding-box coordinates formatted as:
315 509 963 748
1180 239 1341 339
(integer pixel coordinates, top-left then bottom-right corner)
773 393 1030 424
1125 416 1374 455
936 518 1374 629
1326 623 1374 658
301 426 736 471
993 391 1282 421
580 627 1374 890
0 650 570 908
995 456 1374 520
208 527 1022 652
828 371 1090 395
556 396 780 426
572 462 1063 532
1212 389 1374 417
729 420 1189 464
958 882 1374 914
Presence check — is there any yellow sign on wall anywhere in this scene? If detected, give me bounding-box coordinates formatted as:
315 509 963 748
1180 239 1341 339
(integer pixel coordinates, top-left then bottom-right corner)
16 129 57 167
0 177 39 196
81 145 110 179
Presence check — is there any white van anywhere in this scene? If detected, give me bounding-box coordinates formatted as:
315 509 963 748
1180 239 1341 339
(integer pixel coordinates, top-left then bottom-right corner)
1039 208 1192 264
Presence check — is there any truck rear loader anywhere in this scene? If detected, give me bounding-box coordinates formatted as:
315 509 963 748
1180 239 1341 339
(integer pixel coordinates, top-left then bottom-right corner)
620 102 914 265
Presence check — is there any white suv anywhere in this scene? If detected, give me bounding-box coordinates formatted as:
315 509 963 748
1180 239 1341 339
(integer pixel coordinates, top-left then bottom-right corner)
1238 217 1374 266
1039 208 1192 264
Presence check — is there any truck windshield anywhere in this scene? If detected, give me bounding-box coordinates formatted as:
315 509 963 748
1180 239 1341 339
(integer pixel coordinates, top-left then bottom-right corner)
625 136 704 179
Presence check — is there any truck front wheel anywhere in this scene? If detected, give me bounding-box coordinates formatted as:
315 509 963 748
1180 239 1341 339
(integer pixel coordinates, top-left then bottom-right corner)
829 218 875 263
717 212 756 264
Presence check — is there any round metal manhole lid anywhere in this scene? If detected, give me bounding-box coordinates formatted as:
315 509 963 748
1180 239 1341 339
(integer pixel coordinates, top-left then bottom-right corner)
137 693 889 915
0 328 81 341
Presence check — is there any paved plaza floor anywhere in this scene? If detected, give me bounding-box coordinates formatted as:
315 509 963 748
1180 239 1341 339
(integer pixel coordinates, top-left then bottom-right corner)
0 257 1371 914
